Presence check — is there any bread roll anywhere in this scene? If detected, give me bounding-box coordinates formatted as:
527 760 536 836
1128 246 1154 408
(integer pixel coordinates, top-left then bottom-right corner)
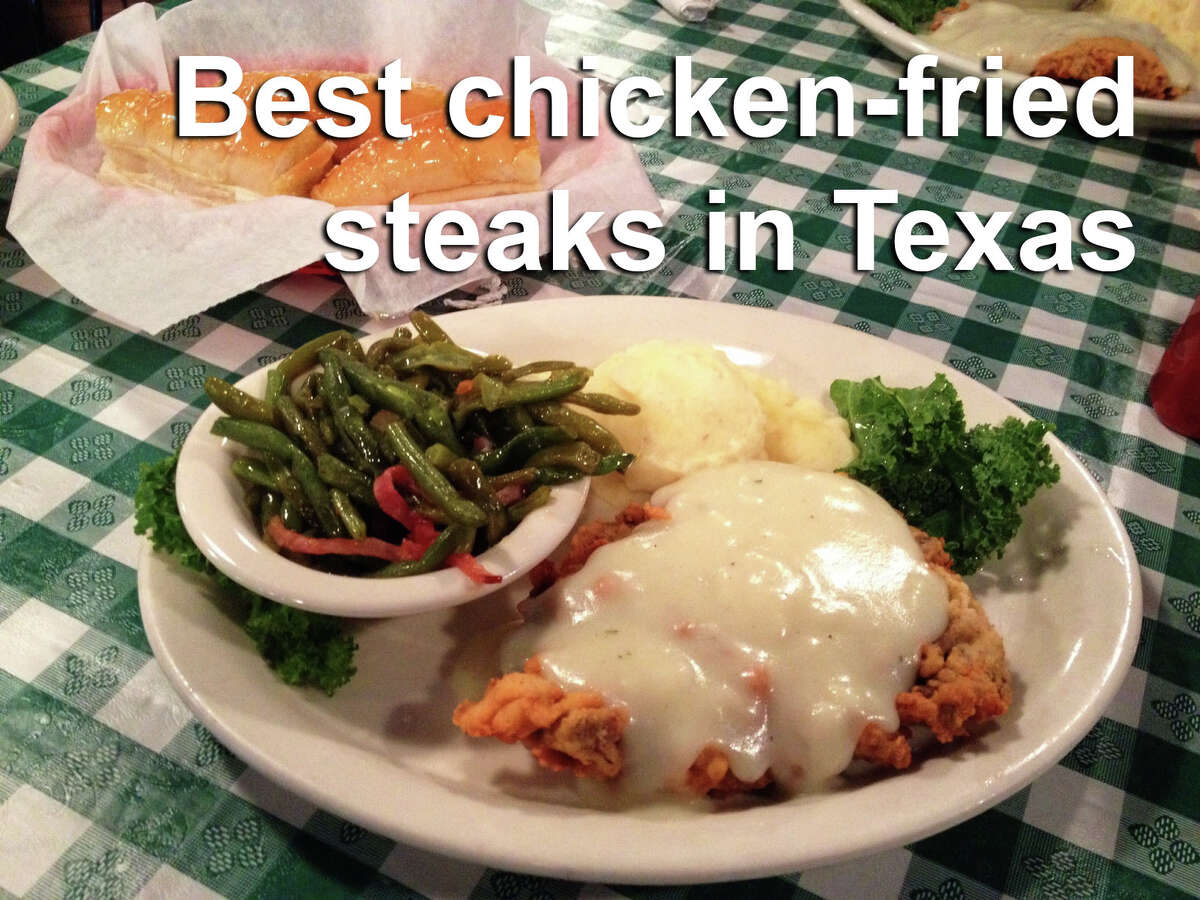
310 98 541 206
236 71 446 160
95 88 336 205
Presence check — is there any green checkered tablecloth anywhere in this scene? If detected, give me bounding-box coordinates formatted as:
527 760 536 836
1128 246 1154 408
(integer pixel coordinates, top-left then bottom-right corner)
2 0 1199 896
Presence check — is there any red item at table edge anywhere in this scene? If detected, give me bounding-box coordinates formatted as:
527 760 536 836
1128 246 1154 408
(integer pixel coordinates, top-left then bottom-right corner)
1149 296 1200 440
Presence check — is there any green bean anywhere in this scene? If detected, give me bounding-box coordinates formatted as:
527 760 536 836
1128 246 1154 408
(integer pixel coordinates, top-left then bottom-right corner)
265 368 285 413
446 457 507 546
474 369 589 412
278 499 306 532
369 524 463 578
366 332 415 368
474 426 570 475
502 360 575 382
528 402 624 455
348 395 370 416
204 376 275 426
594 452 635 475
330 489 367 540
276 330 359 383
259 490 282 532
534 466 584 485
502 405 535 433
319 352 384 474
232 458 278 491
508 485 551 523
424 443 459 471
210 417 342 536
276 395 328 460
407 313 510 374
328 349 464 454
381 422 487 527
526 441 601 473
564 392 641 416
316 454 376 507
409 310 451 344
294 371 324 414
486 467 536 490
451 526 478 555
315 409 336 446
410 499 451 525
390 341 510 375
264 456 315 527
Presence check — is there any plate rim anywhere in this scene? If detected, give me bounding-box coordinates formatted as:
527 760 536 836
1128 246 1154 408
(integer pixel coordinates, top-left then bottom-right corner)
140 295 1143 884
837 0 1200 129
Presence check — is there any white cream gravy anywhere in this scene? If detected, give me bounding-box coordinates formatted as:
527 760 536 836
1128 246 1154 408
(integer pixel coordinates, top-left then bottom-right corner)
501 462 950 796
926 1 1198 91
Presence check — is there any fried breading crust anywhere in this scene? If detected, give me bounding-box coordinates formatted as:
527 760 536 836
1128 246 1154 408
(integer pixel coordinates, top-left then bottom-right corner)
892 531 1012 743
451 661 627 779
453 515 1011 793
1032 37 1177 100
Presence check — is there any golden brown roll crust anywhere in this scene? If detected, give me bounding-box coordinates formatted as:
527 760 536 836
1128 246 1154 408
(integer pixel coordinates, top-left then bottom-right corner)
235 71 445 161
95 88 336 204
310 97 541 206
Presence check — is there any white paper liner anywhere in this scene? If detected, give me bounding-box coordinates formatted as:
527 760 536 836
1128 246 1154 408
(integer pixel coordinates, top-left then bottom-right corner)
7 0 661 333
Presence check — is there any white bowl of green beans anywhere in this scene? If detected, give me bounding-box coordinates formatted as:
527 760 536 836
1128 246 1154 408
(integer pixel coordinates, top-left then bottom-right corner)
174 312 637 618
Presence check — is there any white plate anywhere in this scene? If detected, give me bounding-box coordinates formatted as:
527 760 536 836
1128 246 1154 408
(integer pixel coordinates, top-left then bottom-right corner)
175 332 589 617
839 0 1200 131
140 296 1141 884
0 79 17 152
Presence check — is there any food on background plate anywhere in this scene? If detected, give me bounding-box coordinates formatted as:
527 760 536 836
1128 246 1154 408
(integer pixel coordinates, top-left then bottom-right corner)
310 98 542 205
234 70 446 161
202 312 634 582
863 0 1198 99
454 462 1012 796
583 340 857 494
95 88 337 204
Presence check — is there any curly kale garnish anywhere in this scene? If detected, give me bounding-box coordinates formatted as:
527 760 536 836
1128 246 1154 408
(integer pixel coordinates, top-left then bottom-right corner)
135 453 356 694
831 374 1060 574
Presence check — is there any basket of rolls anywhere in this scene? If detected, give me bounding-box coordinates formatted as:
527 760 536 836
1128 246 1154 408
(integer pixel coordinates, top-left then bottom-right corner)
8 0 659 333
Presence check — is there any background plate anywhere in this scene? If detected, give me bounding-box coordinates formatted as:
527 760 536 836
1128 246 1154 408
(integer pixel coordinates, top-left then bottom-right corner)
839 0 1200 132
139 297 1141 885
